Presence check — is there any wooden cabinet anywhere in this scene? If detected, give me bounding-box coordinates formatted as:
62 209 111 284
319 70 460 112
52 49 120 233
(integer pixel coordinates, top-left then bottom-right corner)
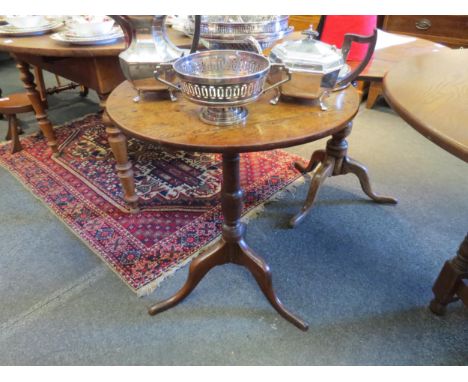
383 16 468 48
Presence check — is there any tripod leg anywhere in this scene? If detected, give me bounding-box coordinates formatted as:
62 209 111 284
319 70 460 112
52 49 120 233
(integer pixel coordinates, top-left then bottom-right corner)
294 149 326 174
430 234 468 315
236 239 309 331
342 157 397 204
290 159 334 228
148 240 228 316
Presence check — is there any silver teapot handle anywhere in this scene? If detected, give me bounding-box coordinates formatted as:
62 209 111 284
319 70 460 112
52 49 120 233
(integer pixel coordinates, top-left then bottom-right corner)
154 63 180 91
335 28 377 88
262 63 292 94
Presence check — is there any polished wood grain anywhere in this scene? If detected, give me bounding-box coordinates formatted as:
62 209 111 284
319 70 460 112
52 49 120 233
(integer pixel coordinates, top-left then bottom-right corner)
383 49 468 315
383 50 468 162
106 81 360 154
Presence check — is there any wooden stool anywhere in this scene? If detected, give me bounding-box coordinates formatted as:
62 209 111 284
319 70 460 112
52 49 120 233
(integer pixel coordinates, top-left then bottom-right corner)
0 93 33 153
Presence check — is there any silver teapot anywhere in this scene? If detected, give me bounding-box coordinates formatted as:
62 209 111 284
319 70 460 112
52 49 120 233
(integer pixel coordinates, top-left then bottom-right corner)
268 25 377 110
112 15 200 102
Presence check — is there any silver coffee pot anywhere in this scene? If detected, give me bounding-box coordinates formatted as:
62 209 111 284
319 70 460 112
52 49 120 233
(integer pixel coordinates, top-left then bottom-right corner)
112 15 200 102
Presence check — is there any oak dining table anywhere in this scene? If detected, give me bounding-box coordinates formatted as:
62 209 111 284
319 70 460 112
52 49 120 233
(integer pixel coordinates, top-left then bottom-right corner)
383 49 468 315
0 27 193 155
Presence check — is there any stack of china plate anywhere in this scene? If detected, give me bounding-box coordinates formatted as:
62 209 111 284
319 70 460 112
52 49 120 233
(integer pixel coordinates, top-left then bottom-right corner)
0 16 63 36
50 16 123 46
50 26 123 45
177 15 293 51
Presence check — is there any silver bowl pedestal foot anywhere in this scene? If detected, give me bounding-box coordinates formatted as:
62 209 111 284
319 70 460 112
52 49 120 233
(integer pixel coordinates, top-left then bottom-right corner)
200 107 248 126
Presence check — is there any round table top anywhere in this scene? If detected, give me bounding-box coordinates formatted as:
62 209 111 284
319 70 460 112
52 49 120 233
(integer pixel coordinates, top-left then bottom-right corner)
359 30 449 81
106 81 360 154
0 27 193 57
383 49 468 163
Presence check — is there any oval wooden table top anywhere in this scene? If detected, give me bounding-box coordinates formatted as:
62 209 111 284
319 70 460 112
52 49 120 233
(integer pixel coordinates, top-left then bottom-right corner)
106 81 360 154
0 27 193 57
359 30 449 81
383 49 468 163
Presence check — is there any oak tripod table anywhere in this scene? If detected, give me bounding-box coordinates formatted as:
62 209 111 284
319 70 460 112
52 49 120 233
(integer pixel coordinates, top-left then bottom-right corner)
383 49 468 315
105 80 390 330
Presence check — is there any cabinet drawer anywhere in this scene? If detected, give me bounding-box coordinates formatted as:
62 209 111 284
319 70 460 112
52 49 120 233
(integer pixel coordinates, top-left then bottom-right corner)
383 16 468 45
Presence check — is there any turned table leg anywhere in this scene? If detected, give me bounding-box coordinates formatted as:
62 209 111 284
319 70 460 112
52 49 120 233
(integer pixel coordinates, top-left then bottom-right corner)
148 152 309 331
290 122 397 227
103 110 139 211
33 66 48 108
430 234 468 315
12 55 58 155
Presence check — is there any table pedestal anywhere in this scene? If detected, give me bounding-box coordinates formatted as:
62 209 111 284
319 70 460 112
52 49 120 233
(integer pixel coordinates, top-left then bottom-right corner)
290 122 398 227
430 234 468 314
148 153 309 331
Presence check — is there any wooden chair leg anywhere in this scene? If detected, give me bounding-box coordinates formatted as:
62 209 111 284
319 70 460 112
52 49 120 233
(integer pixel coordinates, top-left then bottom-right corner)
8 115 23 154
366 82 382 109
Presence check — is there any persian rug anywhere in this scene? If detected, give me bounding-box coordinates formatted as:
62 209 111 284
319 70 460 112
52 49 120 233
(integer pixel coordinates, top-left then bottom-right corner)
0 114 304 295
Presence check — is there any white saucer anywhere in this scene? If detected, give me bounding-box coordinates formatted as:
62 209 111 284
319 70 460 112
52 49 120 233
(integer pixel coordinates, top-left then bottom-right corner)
0 21 63 36
50 27 124 46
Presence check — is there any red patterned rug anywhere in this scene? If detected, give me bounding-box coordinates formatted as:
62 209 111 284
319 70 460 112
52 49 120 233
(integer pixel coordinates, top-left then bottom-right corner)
0 114 303 295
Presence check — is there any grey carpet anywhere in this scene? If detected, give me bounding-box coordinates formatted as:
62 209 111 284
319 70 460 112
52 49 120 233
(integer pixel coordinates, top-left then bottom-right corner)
0 58 467 365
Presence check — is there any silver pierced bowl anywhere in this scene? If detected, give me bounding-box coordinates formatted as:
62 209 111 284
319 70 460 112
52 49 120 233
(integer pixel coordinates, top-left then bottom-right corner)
155 50 290 125
186 15 290 36
182 15 293 53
